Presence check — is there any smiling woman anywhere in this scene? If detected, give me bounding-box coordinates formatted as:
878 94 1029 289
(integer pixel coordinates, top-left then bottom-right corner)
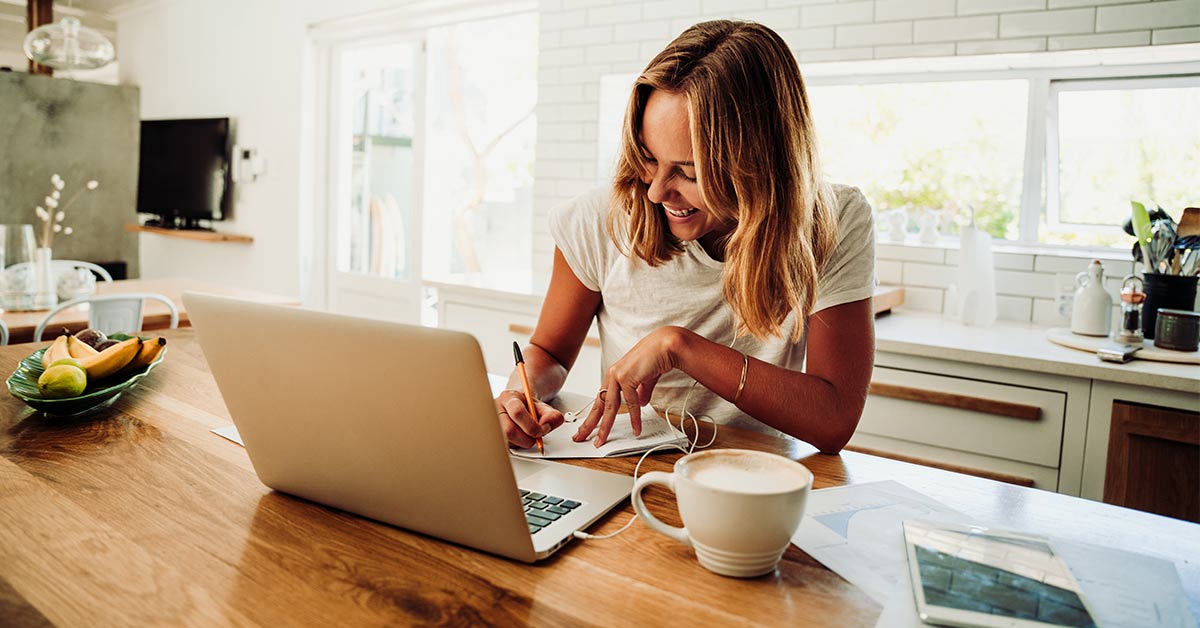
493 20 876 455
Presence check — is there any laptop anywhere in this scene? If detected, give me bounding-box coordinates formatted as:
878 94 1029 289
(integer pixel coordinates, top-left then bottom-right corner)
183 292 632 563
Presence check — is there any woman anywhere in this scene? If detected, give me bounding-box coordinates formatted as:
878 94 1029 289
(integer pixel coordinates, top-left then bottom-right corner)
495 20 875 454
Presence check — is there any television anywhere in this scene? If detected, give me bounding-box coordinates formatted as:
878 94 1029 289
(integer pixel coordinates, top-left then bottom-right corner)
136 117 234 230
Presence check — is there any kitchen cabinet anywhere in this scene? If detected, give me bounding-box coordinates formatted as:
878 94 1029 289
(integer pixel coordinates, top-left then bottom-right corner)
1082 382 1199 520
847 352 1090 492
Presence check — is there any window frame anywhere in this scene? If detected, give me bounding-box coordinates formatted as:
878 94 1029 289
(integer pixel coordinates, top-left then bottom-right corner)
802 50 1200 254
1044 74 1200 236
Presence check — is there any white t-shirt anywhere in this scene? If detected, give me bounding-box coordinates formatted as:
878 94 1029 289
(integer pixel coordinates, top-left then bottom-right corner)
549 184 875 436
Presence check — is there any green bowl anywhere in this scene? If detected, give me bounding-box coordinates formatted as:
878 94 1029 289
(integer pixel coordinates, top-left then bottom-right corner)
6 338 167 418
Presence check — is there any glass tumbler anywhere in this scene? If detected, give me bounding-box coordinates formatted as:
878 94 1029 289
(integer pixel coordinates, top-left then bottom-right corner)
0 224 39 311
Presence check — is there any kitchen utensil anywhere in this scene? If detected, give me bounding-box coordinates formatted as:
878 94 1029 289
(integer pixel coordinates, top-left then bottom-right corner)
1153 309 1200 352
1071 260 1113 337
1142 272 1199 339
1149 219 1176 274
1130 201 1154 274
1178 207 1200 238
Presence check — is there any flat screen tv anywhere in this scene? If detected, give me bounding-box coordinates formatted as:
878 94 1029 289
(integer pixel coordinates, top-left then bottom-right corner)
137 117 233 229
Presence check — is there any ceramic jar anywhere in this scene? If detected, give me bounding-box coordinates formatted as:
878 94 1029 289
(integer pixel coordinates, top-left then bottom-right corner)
1070 260 1112 337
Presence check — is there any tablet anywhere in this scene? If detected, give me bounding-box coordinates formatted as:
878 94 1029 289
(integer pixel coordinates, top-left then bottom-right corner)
902 520 1098 628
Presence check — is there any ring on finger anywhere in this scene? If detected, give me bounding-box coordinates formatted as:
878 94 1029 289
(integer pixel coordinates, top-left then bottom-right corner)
597 388 608 402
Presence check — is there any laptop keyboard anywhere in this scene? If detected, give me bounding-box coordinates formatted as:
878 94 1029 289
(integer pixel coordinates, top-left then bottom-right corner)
520 489 582 535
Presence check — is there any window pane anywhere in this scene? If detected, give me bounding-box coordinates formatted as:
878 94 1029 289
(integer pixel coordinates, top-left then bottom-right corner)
809 80 1028 240
337 43 419 279
422 13 538 285
1050 82 1200 247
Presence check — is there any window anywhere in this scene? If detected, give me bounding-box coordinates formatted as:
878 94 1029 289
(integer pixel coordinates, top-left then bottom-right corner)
1045 77 1200 247
810 80 1028 241
422 13 538 283
799 52 1200 251
337 43 419 279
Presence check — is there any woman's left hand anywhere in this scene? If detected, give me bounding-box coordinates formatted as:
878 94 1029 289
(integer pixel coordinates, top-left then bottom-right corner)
573 326 686 446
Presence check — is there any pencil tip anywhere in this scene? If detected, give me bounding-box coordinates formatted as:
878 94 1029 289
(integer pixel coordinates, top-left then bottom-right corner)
512 341 524 364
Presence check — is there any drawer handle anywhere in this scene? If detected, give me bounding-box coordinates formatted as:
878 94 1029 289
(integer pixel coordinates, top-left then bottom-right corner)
844 444 1037 488
508 324 601 348
868 382 1041 422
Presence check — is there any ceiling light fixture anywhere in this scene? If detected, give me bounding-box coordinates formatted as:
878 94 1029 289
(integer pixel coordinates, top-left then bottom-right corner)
24 9 115 71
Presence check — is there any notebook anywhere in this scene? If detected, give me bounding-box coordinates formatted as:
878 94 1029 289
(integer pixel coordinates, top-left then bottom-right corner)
511 404 687 459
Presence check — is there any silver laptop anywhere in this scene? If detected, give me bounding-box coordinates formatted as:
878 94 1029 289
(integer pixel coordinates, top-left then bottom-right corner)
183 292 632 562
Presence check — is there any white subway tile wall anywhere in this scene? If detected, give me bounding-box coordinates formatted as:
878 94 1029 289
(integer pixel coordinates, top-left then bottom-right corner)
532 0 1200 322
1048 30 1152 51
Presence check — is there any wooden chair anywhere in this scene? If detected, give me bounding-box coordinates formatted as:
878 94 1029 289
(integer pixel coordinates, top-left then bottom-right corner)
33 293 178 342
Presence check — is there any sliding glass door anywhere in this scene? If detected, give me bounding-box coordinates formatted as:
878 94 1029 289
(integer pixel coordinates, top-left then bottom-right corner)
324 38 425 323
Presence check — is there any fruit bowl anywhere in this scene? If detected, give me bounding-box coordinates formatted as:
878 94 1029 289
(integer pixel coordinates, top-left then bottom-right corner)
6 339 167 418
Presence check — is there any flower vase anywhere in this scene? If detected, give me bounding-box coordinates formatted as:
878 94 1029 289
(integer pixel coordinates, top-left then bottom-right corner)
33 247 57 310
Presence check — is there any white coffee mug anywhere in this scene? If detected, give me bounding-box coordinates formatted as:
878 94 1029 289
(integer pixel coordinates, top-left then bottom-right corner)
632 449 813 578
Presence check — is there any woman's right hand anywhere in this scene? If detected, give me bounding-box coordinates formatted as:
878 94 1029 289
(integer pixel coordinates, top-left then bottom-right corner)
495 389 565 449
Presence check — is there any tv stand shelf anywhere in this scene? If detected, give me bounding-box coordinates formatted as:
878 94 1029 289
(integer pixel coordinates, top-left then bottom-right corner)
126 224 253 243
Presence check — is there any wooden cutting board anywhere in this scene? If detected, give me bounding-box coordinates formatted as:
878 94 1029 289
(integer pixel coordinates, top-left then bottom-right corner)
1046 327 1200 364
873 285 904 316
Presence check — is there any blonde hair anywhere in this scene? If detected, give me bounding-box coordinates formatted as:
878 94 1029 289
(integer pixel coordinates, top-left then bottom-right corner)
610 20 838 342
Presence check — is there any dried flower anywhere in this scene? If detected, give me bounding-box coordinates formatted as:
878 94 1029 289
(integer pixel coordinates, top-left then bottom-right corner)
32 174 97 248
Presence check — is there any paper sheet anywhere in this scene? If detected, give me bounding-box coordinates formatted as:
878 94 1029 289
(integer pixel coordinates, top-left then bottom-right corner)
791 481 966 604
212 424 243 446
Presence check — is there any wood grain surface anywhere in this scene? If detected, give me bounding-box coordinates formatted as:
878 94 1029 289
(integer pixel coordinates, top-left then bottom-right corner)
1 329 1197 627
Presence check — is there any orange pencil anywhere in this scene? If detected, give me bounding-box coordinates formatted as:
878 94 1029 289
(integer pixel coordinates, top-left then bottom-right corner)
512 341 543 456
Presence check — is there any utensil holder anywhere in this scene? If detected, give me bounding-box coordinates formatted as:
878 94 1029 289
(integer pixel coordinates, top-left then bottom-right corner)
1142 273 1198 339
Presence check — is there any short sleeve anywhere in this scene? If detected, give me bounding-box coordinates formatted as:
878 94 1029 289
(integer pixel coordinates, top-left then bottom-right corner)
812 186 876 314
548 188 612 292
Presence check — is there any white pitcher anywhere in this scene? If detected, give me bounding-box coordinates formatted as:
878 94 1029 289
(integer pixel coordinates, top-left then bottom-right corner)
1071 260 1112 337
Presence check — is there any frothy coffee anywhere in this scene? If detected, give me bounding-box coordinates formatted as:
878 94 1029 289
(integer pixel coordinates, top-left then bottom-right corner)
685 452 809 494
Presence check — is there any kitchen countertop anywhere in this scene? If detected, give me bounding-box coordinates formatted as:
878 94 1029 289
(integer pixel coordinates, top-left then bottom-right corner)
875 309 1200 394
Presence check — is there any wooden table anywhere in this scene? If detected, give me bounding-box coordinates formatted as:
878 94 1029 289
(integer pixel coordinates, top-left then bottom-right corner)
1 329 1196 626
0 278 300 344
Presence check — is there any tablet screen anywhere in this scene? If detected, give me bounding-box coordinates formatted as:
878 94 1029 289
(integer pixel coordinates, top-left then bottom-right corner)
904 520 1097 628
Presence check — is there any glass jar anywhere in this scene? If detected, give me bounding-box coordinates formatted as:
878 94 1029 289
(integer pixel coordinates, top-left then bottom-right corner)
0 224 38 311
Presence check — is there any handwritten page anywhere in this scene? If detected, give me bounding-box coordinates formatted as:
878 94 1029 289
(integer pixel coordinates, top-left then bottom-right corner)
510 405 687 459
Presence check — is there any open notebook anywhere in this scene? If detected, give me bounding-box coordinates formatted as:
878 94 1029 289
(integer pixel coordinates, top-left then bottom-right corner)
510 405 687 459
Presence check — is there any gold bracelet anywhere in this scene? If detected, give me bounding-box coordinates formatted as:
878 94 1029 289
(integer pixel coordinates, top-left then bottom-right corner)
733 352 748 405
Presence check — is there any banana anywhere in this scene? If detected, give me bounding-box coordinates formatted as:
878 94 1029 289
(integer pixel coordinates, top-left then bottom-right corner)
75 337 141 380
41 335 71 369
67 335 100 359
115 337 167 378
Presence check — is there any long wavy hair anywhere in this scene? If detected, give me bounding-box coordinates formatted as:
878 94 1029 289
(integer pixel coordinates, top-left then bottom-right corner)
610 20 838 341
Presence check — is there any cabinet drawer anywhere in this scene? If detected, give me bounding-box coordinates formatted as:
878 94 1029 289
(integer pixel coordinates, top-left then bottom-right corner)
858 367 1066 467
440 302 602 398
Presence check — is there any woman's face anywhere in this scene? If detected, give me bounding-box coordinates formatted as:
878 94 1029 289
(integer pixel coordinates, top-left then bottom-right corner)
640 89 730 248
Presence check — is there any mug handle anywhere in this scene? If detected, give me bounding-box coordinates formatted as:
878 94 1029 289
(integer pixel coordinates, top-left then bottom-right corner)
632 471 690 545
